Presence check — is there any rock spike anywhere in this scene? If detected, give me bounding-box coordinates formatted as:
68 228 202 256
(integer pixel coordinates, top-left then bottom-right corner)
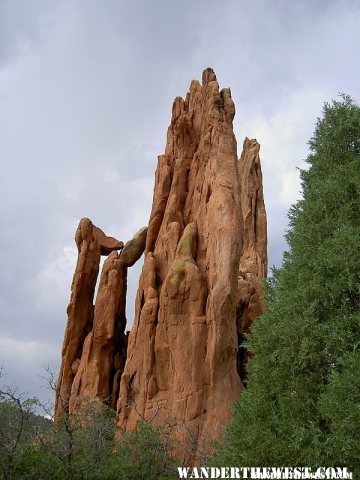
55 70 267 463
116 69 267 459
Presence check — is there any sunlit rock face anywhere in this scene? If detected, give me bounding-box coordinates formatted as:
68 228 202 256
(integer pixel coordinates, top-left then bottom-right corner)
116 68 267 458
55 220 146 419
56 68 267 461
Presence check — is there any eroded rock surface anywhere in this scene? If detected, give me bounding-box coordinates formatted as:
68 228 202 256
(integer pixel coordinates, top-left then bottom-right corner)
56 69 267 462
236 138 267 381
116 68 267 459
55 219 146 419
69 250 128 412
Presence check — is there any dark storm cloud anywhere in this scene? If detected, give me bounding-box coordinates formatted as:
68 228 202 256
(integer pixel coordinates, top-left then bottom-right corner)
1 0 360 400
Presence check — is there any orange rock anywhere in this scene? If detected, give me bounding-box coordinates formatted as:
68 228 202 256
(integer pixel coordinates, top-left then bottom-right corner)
93 224 124 255
56 69 267 463
56 219 132 419
116 68 267 460
56 218 102 419
68 251 127 412
236 138 267 381
66 227 148 412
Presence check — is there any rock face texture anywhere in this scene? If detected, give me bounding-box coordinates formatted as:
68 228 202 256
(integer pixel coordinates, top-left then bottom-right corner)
115 69 267 457
56 69 267 459
55 219 147 419
236 138 268 381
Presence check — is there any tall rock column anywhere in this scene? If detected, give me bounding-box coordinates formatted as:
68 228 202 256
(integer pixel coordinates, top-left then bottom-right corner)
55 220 146 419
68 227 147 412
116 69 267 458
55 68 268 462
55 218 123 418
236 138 267 381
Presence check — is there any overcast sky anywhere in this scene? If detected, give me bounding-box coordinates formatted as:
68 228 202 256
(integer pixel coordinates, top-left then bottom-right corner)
1 0 360 403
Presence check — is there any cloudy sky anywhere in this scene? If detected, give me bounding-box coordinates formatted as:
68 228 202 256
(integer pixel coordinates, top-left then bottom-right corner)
1 0 360 403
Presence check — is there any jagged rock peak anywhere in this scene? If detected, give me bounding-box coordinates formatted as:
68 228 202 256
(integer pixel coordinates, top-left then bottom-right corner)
55 69 268 464
116 68 268 460
239 138 267 278
236 137 267 383
202 67 217 85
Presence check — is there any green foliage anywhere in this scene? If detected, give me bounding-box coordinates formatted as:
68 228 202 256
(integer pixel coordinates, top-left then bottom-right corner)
107 422 176 479
35 399 117 480
0 389 177 479
3 95 360 479
215 95 360 474
0 390 44 480
17 446 62 480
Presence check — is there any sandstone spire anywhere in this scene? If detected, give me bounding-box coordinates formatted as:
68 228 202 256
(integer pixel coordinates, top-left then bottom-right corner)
236 138 267 381
55 69 267 461
55 219 146 419
116 68 267 459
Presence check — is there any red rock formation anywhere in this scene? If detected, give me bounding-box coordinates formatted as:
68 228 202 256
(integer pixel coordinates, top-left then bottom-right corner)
116 69 267 459
68 250 128 412
236 138 267 381
55 219 146 419
68 226 148 412
56 69 267 461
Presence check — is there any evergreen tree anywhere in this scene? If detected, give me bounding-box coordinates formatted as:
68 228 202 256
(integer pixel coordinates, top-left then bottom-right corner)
216 95 360 474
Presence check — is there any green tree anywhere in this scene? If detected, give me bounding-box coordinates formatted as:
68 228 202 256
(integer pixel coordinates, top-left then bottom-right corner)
107 421 176 480
29 397 117 480
215 95 360 474
0 376 178 479
1 363 179 479
0 380 42 480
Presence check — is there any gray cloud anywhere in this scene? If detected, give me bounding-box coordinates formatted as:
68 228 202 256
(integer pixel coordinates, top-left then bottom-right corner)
1 0 360 401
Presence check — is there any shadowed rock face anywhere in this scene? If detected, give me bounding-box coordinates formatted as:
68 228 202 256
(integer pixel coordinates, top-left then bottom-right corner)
116 68 267 457
236 138 267 381
55 68 267 460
